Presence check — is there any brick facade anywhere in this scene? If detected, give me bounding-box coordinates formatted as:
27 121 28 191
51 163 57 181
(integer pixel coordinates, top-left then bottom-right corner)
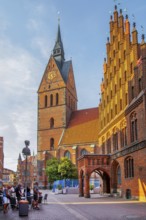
2 168 16 186
78 6 146 201
37 6 146 200
17 154 37 188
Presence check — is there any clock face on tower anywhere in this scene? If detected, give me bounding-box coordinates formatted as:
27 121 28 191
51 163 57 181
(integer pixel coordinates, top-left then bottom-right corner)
47 71 57 81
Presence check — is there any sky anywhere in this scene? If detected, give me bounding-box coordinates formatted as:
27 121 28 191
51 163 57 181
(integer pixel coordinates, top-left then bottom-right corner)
0 0 146 171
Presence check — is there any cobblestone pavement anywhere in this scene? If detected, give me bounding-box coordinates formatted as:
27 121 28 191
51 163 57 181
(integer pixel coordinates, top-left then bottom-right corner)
0 190 146 220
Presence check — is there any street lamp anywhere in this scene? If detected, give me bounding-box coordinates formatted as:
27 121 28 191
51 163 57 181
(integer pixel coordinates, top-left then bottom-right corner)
22 140 31 199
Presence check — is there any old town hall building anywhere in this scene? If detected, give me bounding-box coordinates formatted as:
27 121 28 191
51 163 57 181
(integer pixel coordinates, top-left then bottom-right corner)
37 6 146 201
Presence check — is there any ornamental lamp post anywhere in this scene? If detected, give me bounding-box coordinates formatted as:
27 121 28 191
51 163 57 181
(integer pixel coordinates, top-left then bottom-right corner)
22 140 31 199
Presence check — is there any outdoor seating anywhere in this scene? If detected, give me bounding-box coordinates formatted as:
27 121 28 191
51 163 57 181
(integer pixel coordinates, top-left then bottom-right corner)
43 194 48 203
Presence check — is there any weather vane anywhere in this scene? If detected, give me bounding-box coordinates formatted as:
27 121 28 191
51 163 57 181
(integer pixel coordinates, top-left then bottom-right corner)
57 11 60 23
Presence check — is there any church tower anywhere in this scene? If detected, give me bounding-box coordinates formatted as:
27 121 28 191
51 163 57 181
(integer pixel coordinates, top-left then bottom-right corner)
37 21 78 160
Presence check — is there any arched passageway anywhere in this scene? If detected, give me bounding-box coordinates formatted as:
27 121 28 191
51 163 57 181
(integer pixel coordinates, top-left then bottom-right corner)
78 154 111 198
111 160 121 193
90 169 110 194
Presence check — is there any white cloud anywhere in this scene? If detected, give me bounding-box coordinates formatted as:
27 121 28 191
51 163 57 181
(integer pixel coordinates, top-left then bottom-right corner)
31 36 53 59
27 18 41 31
35 4 46 15
0 36 42 171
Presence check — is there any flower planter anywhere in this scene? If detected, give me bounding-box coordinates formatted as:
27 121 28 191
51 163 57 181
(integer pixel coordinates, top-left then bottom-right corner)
58 189 63 194
63 188 67 194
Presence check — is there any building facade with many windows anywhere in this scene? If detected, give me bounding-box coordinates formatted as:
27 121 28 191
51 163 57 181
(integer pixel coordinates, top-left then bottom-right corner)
97 6 146 200
37 6 146 200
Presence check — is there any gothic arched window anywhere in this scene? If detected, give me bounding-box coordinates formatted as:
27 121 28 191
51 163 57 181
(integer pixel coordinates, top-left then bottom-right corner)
50 138 54 150
80 149 87 156
113 131 118 151
124 156 134 178
50 118 54 128
107 138 111 154
44 95 48 107
120 127 127 148
102 142 105 154
50 94 53 106
130 113 138 143
56 93 59 105
64 151 71 159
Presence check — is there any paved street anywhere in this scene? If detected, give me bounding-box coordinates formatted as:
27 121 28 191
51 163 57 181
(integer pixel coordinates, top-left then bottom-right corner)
0 190 146 220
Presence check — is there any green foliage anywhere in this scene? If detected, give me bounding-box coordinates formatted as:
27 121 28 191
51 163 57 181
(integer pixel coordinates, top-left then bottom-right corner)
45 157 61 183
45 157 78 184
57 184 62 190
90 184 94 190
58 157 78 180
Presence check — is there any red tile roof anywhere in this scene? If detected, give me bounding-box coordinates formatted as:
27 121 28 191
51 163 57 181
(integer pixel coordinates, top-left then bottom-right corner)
60 107 99 145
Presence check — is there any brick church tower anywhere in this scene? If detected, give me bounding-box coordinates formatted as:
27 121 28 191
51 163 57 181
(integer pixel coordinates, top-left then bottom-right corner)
37 22 77 161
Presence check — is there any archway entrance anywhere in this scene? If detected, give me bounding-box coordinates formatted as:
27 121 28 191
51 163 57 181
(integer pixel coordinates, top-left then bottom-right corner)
111 160 121 194
78 154 111 198
90 169 110 195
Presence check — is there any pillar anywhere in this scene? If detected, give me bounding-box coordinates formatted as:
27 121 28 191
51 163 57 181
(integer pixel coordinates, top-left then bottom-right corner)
84 172 90 198
79 176 84 197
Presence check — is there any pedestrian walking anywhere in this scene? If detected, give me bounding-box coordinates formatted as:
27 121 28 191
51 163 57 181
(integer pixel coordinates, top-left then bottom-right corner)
15 184 23 202
32 182 40 210
3 185 10 213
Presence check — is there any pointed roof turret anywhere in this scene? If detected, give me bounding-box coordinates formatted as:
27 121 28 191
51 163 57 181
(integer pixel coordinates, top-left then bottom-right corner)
53 19 65 66
18 153 22 161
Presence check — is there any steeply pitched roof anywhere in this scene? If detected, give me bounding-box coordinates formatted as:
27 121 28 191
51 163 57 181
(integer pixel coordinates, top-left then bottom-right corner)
18 153 22 161
60 107 99 146
55 59 71 83
53 22 65 65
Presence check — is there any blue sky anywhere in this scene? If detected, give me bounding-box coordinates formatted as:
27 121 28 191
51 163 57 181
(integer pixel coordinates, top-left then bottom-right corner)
0 0 146 171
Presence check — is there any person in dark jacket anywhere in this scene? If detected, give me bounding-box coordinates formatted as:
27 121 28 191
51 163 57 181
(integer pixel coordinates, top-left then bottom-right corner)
15 184 22 202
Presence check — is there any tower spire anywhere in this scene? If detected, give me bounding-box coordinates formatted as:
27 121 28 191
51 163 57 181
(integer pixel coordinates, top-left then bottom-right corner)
53 16 65 65
18 153 22 161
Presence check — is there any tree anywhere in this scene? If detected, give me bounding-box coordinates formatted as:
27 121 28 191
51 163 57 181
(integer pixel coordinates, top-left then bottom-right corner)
45 157 61 184
58 157 78 182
